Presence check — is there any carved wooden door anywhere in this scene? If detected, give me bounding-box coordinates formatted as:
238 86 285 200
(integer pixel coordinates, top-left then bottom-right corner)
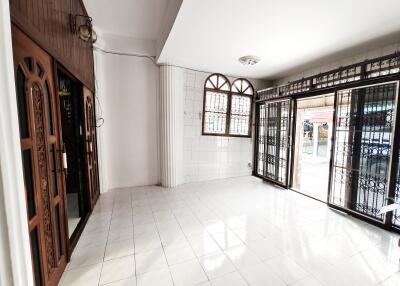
82 86 100 209
12 25 67 286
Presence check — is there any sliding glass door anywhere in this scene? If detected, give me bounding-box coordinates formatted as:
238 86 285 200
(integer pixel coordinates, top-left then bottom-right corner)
255 99 293 187
329 82 399 221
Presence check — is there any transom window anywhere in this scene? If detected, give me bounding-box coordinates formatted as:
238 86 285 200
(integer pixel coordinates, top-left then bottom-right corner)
202 74 253 137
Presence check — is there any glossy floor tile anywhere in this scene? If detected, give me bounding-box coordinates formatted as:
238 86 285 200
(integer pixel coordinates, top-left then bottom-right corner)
60 176 400 286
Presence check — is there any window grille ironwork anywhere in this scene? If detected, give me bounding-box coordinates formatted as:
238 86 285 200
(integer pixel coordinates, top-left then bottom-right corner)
394 152 400 227
255 100 291 185
229 79 253 136
203 74 230 135
202 75 253 137
330 83 397 220
256 52 400 102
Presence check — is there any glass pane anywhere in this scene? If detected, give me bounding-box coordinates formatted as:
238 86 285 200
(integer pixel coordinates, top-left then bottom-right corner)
49 144 58 196
24 57 33 71
220 82 229 91
231 95 251 115
210 75 218 88
54 206 63 258
43 81 54 135
30 228 43 286
203 91 228 134
22 150 36 220
229 114 250 135
331 83 396 220
36 63 44 78
16 66 30 138
204 112 227 134
205 91 228 113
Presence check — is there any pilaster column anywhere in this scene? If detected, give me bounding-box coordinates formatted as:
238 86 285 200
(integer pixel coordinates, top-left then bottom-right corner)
160 65 184 187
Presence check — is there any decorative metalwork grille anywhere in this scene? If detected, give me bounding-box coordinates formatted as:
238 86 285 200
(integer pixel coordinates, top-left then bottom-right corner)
203 74 230 134
204 91 228 134
230 95 251 135
256 103 266 176
331 83 397 220
256 52 400 102
203 75 254 136
256 100 291 185
229 79 253 136
393 151 400 227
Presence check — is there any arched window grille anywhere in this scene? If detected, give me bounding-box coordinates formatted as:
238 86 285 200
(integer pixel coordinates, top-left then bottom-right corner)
202 74 253 137
230 78 254 136
202 74 231 135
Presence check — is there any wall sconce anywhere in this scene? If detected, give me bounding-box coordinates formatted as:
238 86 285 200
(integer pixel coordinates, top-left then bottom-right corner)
69 14 97 43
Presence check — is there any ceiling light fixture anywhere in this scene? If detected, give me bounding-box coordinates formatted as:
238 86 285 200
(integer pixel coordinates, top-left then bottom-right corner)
238 55 261 66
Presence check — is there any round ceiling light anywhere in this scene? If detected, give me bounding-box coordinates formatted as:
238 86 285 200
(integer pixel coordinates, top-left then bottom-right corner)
238 55 261 66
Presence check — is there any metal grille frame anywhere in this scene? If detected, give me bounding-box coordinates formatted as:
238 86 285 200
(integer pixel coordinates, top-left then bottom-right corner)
254 99 293 187
257 52 400 102
329 82 398 222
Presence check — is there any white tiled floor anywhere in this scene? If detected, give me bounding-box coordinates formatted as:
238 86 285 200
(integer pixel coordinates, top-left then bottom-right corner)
60 176 400 286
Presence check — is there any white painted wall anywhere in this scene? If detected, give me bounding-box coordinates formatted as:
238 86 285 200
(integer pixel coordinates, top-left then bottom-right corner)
94 45 160 191
0 0 34 284
182 69 268 183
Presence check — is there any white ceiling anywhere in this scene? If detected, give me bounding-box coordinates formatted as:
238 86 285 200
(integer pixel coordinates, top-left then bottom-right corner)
158 0 400 79
83 0 170 39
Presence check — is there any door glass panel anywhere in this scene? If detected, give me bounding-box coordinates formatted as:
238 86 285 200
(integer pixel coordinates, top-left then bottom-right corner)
16 66 30 138
330 83 397 220
30 228 43 286
258 100 291 185
43 80 54 135
49 144 58 196
24 57 33 72
22 149 36 219
393 152 400 227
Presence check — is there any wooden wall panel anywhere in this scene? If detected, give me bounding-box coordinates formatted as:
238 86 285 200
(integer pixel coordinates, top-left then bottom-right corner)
10 0 95 91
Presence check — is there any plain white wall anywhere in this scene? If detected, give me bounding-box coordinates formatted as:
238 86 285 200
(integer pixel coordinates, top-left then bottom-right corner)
94 49 160 191
0 0 34 284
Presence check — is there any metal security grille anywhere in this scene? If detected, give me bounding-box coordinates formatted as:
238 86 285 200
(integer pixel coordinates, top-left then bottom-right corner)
203 91 228 134
255 100 291 186
393 150 400 227
256 103 266 176
331 83 397 220
229 95 251 135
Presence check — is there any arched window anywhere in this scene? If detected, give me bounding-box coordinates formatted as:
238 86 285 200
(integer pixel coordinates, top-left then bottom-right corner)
229 79 254 136
202 74 253 137
202 74 231 134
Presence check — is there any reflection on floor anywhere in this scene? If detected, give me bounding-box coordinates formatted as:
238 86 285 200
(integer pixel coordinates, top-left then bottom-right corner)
67 193 81 237
60 176 400 286
295 156 330 202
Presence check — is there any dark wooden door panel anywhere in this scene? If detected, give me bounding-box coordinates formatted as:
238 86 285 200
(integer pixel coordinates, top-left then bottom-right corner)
12 25 67 286
10 0 95 91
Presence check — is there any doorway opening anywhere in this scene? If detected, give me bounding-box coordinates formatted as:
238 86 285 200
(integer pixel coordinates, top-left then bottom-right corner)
57 68 89 241
292 94 335 201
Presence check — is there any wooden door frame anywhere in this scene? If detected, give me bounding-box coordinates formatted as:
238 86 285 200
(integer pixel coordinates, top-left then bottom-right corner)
12 25 68 286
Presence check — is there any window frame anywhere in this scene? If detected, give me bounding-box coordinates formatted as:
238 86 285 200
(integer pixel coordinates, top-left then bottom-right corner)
201 74 254 138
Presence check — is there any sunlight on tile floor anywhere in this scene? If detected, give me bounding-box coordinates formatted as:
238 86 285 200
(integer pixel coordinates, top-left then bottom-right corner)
59 176 400 286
